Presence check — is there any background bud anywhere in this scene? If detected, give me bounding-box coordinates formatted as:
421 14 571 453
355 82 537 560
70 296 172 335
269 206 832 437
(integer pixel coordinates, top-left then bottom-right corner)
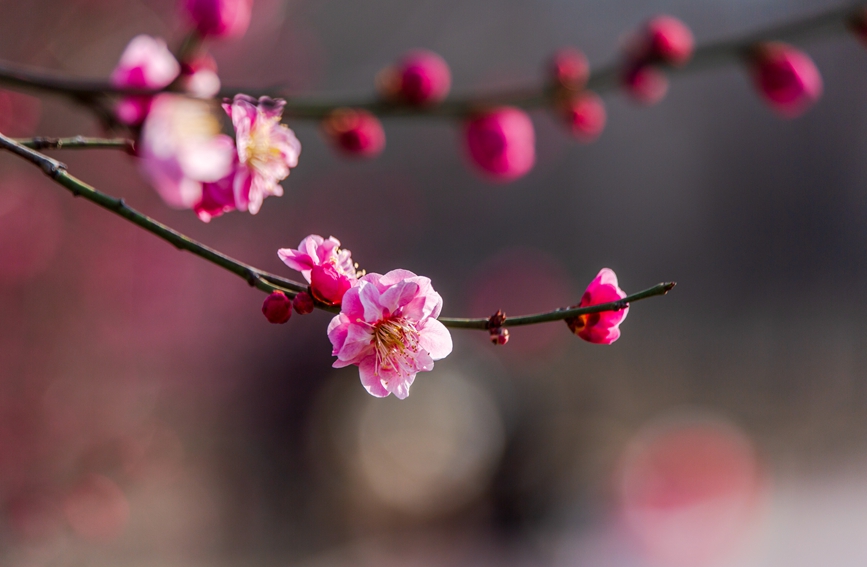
182 0 253 39
322 108 386 157
262 291 292 324
748 42 823 118
378 50 451 105
549 47 589 90
464 107 536 181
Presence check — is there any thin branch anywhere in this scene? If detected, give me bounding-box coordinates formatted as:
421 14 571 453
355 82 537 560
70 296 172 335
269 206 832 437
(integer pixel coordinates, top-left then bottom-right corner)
0 2 861 119
16 136 135 152
0 132 672 328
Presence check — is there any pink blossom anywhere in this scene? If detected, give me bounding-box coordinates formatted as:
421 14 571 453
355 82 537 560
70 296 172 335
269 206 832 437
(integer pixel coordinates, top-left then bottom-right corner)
262 291 292 324
278 235 357 305
748 42 823 118
378 50 451 105
559 91 606 142
322 108 386 157
182 0 253 39
565 268 629 344
224 95 301 214
194 169 237 222
111 35 180 126
139 95 235 210
327 269 453 399
622 64 669 105
464 107 535 181
550 47 589 89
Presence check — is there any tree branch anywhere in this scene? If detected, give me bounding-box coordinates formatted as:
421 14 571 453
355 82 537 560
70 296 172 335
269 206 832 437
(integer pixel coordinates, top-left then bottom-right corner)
0 132 672 328
15 136 135 152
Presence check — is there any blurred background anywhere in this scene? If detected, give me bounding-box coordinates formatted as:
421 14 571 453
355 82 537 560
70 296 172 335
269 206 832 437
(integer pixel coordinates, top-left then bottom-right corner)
2 0 867 565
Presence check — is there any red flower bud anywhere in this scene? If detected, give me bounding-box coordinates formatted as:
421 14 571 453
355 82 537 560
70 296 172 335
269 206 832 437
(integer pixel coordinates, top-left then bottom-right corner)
322 108 386 157
378 50 451 105
490 327 510 345
559 91 606 142
622 64 669 105
640 16 694 66
262 291 292 324
549 47 589 90
748 42 822 118
464 107 535 181
182 0 252 39
292 291 315 315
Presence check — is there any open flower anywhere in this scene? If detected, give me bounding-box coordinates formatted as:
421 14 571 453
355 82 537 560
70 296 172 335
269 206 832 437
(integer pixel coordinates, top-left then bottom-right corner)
278 235 357 305
327 269 453 399
224 95 301 214
565 268 629 344
111 35 180 126
139 95 235 210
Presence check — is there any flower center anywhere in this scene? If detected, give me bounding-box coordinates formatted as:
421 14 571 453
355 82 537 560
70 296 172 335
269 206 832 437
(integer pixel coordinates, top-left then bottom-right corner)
245 116 282 171
372 317 421 377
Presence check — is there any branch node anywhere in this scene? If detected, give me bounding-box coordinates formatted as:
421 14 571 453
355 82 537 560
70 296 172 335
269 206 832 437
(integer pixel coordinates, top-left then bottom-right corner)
245 269 259 287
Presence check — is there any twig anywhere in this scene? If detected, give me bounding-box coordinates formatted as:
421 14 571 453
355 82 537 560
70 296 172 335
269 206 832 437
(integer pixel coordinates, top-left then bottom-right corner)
0 2 861 119
16 136 135 153
0 132 673 328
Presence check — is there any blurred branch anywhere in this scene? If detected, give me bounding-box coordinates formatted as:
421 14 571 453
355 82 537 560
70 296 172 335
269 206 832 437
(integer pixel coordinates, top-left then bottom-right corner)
16 136 135 152
0 132 673 328
0 2 862 119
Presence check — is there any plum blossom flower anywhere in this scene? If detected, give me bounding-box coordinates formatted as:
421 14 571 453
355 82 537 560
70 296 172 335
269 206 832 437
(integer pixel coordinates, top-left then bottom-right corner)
111 35 180 126
182 0 253 39
139 95 235 210
464 107 535 181
377 50 452 105
224 95 301 214
327 269 453 399
565 268 629 344
748 42 822 118
278 235 358 305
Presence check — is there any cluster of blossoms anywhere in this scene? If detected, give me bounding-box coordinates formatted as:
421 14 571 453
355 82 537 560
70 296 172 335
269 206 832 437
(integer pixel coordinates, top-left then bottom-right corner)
263 235 632 399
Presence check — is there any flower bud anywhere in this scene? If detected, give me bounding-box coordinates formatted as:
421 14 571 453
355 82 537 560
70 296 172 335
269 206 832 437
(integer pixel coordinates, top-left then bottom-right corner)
748 42 822 118
179 54 221 98
292 291 315 315
322 108 386 157
849 8 867 45
558 91 606 142
490 327 510 345
549 47 589 90
622 64 668 105
378 50 451 105
464 107 535 181
182 0 253 39
639 16 694 66
262 291 292 324
111 35 180 126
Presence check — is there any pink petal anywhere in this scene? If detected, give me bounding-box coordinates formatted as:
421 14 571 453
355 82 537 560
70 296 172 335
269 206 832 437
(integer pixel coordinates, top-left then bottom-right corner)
417 318 453 360
358 357 390 398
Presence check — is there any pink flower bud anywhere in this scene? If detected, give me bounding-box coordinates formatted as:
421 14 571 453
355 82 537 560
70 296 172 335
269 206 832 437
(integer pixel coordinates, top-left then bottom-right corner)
111 35 180 126
565 268 628 344
378 50 451 105
310 263 354 306
293 291 315 315
622 64 669 105
559 91 606 142
322 108 386 157
182 0 253 39
464 107 536 181
490 327 510 345
262 291 292 324
640 16 694 66
748 42 823 118
549 47 589 90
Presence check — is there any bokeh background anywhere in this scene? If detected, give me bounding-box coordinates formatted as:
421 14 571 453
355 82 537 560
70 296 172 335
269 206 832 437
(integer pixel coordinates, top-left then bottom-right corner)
2 0 867 565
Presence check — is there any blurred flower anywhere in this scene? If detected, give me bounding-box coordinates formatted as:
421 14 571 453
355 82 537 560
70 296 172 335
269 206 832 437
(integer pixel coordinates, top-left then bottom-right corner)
622 62 669 105
194 169 236 222
64 474 130 543
377 49 452 105
322 108 386 157
278 235 358 305
224 94 302 214
748 42 823 118
464 107 536 181
549 47 589 90
629 16 694 66
565 268 628 344
262 291 292 323
139 94 235 210
179 53 222 98
182 0 253 39
111 35 180 126
327 269 452 399
558 91 606 142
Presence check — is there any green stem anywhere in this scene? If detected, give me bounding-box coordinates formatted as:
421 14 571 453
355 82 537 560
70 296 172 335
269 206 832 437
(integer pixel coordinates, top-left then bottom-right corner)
0 2 861 119
0 132 672 329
